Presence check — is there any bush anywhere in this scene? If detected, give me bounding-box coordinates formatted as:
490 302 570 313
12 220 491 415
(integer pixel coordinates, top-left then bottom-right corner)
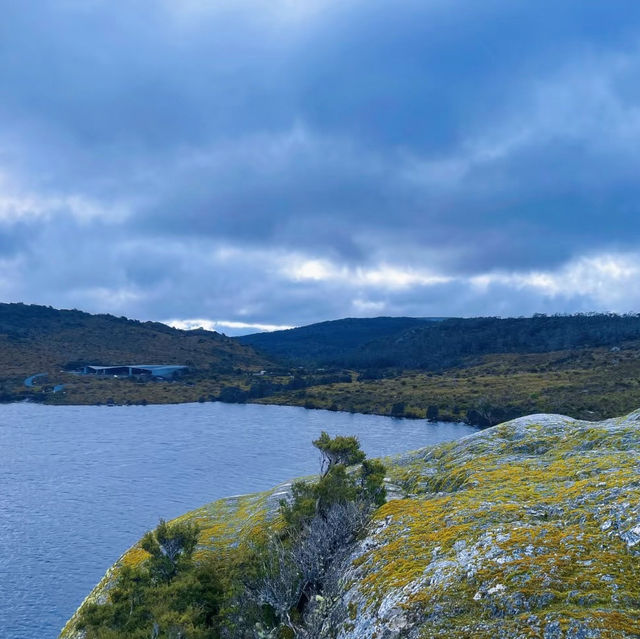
217 385 247 403
77 520 227 639
257 433 386 636
141 519 199 583
390 401 405 417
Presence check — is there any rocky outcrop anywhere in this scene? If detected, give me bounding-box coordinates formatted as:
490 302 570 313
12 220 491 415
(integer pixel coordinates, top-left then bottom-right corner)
60 411 640 638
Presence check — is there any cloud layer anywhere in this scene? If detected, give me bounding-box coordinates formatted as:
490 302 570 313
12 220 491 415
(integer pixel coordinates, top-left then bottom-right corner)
2 1 640 333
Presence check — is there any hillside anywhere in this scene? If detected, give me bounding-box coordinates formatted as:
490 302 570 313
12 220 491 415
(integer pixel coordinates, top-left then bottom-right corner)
0 303 268 402
4 307 640 424
237 314 640 370
237 314 640 424
353 314 640 369
237 316 442 364
60 410 640 638
256 345 640 424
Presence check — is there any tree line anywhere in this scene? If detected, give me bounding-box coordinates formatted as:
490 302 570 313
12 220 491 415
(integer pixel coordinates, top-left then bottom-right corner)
309 314 640 370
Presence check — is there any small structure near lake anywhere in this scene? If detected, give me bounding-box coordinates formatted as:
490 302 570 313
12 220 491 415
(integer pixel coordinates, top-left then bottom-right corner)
81 364 188 379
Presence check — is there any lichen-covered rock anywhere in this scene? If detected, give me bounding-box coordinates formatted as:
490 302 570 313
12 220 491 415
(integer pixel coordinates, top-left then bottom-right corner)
331 411 640 638
60 411 640 639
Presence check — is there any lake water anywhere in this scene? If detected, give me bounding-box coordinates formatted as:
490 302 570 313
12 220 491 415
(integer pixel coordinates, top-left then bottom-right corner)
0 401 475 638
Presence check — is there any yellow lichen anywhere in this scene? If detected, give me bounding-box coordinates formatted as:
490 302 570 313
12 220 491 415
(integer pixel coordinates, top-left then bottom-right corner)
120 546 150 568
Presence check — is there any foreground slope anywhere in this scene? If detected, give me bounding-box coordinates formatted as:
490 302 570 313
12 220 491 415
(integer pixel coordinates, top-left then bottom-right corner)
61 411 640 638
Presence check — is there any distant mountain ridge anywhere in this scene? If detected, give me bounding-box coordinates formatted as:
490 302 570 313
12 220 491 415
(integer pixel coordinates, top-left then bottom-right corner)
236 313 640 370
236 316 445 364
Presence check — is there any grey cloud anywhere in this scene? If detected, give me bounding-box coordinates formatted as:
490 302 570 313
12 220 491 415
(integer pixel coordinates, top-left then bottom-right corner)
2 1 640 324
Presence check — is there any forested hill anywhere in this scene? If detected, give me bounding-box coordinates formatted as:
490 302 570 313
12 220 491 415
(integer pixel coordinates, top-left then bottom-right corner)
236 316 443 363
237 314 640 369
0 303 266 379
5 306 640 419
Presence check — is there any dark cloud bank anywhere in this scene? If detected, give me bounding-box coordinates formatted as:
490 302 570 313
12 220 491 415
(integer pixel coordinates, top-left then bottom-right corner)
2 0 640 334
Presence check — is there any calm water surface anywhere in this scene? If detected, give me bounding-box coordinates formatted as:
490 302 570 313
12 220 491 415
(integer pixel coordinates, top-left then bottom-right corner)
0 401 475 638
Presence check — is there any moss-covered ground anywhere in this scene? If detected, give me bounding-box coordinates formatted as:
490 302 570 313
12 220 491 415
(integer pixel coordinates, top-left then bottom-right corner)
61 410 640 639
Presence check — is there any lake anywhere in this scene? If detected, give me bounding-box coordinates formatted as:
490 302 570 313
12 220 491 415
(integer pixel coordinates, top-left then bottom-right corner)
0 401 476 638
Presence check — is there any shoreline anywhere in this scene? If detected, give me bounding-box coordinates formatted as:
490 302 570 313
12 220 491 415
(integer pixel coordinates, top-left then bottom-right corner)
0 395 477 427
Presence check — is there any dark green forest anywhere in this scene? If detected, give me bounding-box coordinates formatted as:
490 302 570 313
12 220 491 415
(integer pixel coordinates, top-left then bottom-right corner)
237 316 441 363
237 313 640 370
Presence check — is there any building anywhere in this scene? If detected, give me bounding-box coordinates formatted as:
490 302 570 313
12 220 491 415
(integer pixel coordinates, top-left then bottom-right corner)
81 364 188 378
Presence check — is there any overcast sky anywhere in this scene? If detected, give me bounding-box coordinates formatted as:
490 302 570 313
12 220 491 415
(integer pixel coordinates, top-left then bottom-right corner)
2 1 640 334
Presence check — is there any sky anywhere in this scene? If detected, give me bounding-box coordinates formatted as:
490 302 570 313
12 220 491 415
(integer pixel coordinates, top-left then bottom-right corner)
2 1 640 335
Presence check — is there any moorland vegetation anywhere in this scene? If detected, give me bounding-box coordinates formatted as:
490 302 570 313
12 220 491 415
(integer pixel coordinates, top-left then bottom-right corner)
3 303 640 425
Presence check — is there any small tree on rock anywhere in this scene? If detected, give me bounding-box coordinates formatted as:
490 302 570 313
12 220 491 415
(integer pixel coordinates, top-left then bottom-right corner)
312 431 366 476
259 433 386 636
141 519 199 583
